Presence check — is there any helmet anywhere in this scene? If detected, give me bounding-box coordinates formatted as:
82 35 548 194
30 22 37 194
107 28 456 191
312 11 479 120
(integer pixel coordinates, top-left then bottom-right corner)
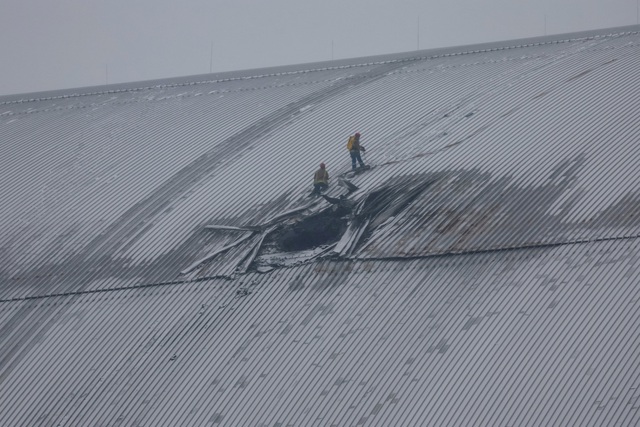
320 163 326 169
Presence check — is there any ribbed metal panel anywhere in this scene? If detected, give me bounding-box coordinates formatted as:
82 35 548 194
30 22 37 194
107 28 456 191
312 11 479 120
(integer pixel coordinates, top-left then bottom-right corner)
1 240 639 425
2 26 640 426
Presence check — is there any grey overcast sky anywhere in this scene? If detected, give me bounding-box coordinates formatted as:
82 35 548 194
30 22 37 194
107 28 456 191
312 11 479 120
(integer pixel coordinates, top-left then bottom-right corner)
0 0 637 96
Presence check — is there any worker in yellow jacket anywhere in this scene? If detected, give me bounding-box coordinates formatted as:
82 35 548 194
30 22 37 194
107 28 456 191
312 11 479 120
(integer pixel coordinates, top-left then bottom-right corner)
347 132 366 171
312 163 329 195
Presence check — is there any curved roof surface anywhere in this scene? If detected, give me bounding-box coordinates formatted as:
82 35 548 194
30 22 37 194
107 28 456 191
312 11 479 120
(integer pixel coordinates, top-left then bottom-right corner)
1 25 640 426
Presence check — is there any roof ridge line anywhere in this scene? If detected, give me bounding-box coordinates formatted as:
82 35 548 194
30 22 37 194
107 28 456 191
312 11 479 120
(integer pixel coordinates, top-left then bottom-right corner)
2 30 637 107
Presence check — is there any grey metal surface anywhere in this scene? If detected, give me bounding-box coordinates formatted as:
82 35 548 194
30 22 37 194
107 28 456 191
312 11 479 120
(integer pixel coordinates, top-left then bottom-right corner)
1 25 640 426
1 240 640 426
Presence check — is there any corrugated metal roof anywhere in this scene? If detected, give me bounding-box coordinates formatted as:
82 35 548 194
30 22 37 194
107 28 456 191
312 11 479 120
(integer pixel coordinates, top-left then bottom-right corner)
1 240 640 425
1 25 640 425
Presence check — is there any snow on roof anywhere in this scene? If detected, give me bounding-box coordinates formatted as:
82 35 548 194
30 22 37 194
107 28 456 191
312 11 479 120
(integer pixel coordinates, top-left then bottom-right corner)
1 25 640 426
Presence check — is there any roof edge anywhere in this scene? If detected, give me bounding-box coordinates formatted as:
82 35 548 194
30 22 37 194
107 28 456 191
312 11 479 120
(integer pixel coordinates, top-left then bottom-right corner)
2 24 639 103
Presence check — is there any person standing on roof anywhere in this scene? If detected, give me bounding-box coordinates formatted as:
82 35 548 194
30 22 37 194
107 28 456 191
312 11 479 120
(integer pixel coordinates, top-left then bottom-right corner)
312 163 329 194
347 132 366 171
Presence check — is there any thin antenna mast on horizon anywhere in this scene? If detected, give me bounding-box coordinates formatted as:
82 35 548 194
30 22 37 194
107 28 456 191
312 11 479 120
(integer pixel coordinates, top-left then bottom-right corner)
210 41 214 73
417 15 420 50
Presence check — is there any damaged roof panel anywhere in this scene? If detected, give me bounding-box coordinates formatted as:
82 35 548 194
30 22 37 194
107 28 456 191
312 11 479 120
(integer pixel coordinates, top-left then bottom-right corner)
2 30 640 295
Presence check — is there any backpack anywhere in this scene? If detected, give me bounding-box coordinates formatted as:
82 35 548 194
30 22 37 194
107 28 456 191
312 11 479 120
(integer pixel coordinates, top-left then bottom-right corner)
346 136 355 151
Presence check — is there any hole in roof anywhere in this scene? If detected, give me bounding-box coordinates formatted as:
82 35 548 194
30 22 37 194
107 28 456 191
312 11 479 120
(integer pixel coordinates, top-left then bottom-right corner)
272 208 349 252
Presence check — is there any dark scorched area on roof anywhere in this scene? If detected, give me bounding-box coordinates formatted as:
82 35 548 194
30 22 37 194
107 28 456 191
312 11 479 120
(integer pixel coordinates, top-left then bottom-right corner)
5 150 640 299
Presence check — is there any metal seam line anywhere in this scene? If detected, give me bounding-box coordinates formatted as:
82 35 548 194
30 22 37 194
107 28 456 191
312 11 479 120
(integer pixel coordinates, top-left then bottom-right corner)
2 231 639 304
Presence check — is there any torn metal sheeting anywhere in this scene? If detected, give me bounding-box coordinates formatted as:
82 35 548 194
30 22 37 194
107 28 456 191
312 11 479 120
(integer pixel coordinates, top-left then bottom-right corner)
180 232 254 275
333 219 371 257
204 224 262 232
236 226 278 274
261 200 322 227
